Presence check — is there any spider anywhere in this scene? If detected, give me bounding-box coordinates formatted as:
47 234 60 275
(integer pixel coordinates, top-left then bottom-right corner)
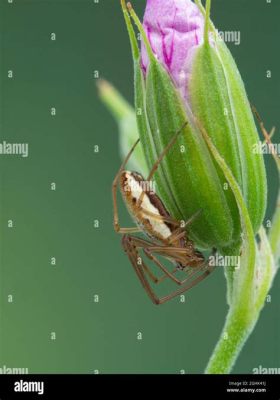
112 122 216 305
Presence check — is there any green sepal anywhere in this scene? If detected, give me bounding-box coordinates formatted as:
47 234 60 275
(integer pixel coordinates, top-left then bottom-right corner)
193 0 267 236
134 60 174 205
144 59 235 249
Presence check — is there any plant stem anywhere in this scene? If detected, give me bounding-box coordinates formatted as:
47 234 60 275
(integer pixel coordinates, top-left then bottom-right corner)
269 183 280 269
205 307 256 373
200 124 276 374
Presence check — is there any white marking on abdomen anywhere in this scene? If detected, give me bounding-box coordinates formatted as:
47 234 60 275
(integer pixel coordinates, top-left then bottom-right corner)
124 173 172 239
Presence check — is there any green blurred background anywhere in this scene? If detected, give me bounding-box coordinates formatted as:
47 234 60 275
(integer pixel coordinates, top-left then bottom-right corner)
0 0 279 374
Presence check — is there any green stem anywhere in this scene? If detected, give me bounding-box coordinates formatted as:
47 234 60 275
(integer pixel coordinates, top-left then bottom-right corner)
206 309 256 374
197 0 279 376
201 123 278 373
254 227 275 312
269 175 280 268
224 267 235 307
206 187 279 373
206 225 275 374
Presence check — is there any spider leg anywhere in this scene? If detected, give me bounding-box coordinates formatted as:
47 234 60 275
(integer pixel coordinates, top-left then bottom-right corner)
140 252 163 284
127 236 187 254
156 265 215 304
143 247 211 286
128 236 194 259
121 235 172 284
251 104 279 166
143 248 182 285
139 207 202 234
112 138 142 234
140 208 181 227
122 235 162 305
251 104 275 141
168 228 187 245
127 236 195 267
133 236 216 285
138 245 214 304
122 235 216 305
177 261 213 285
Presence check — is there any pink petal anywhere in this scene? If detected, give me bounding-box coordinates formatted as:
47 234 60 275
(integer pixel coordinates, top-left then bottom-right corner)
141 0 205 101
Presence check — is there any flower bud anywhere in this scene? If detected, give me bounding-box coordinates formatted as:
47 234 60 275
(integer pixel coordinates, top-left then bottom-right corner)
122 0 267 253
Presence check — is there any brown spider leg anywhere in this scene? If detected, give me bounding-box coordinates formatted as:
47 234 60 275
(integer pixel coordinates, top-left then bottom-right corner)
133 241 189 255
180 208 203 229
136 122 188 210
135 237 213 285
168 229 186 245
140 252 177 285
128 237 193 269
138 198 202 233
144 247 211 286
251 104 279 165
141 256 161 283
122 234 178 283
267 127 276 141
151 246 194 258
166 208 203 244
143 248 182 285
157 265 215 304
129 236 189 258
121 230 208 270
251 104 274 139
177 261 213 285
129 235 210 285
123 235 215 304
123 234 216 304
122 235 161 305
139 208 181 227
123 235 184 304
112 138 142 233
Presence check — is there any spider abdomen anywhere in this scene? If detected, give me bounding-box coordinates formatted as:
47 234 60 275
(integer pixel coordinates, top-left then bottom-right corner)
120 171 175 243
